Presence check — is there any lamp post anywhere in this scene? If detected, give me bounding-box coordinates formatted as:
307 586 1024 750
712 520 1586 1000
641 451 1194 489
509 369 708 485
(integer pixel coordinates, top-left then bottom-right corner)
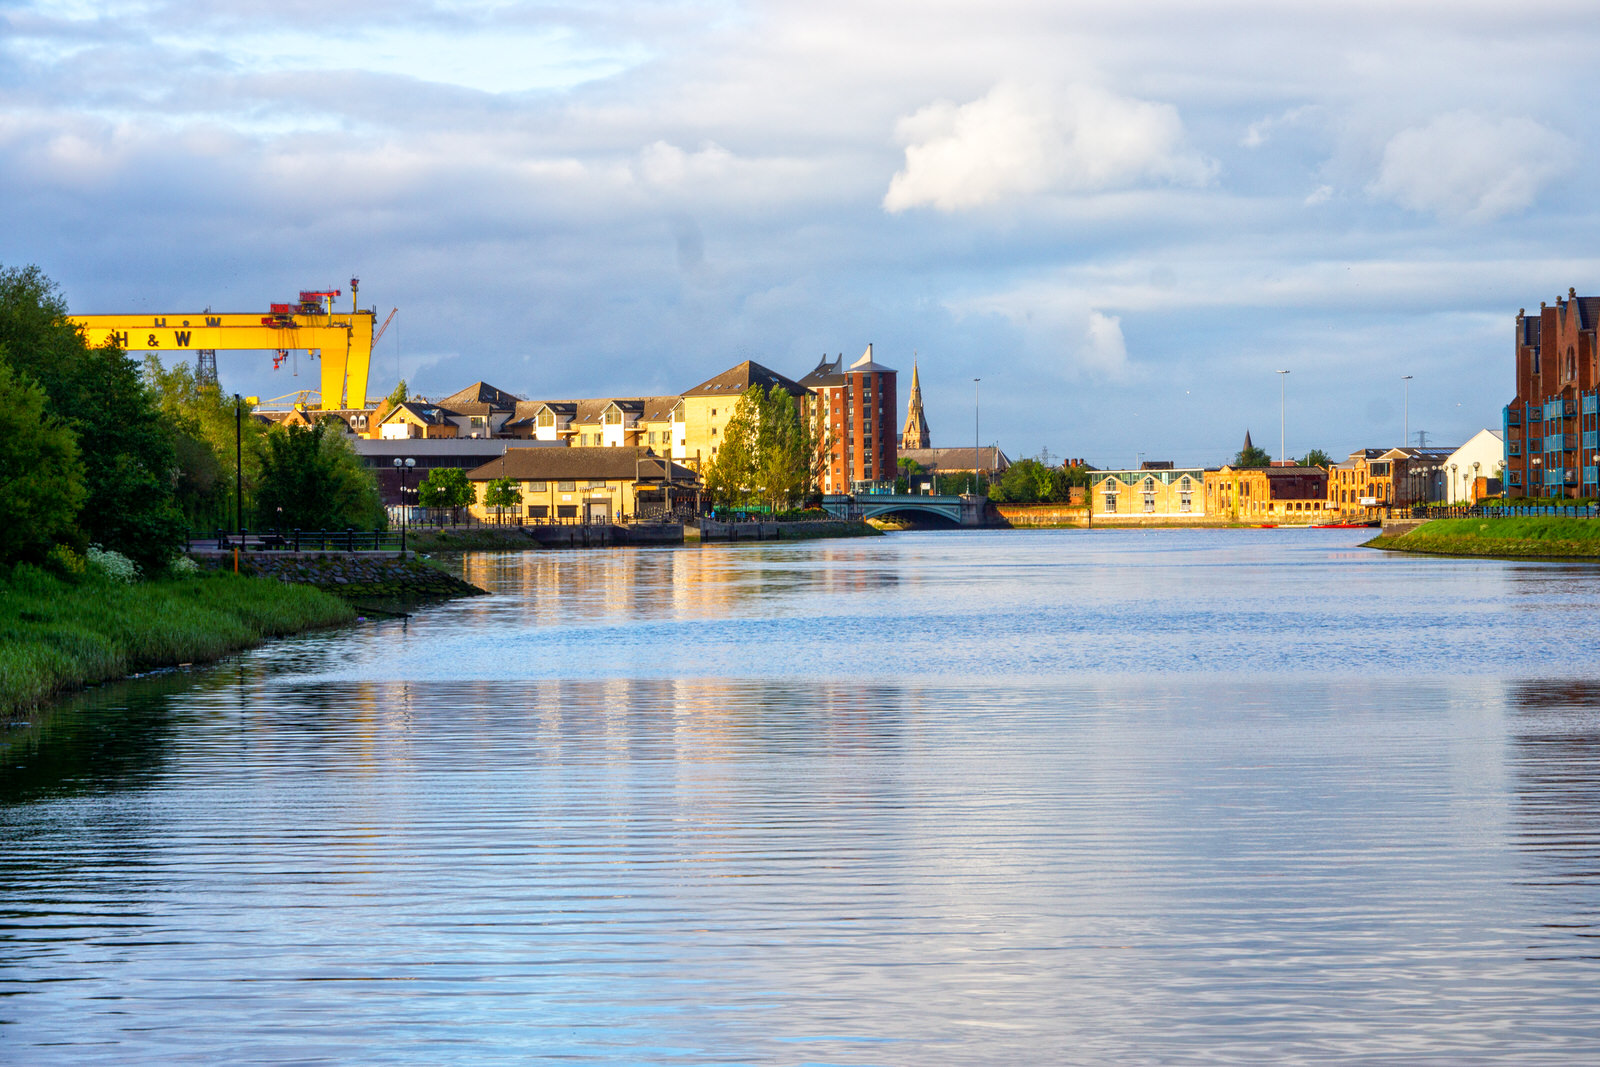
1401 375 1413 448
1450 462 1458 506
973 377 981 496
392 456 415 525
1277 369 1290 464
233 393 243 535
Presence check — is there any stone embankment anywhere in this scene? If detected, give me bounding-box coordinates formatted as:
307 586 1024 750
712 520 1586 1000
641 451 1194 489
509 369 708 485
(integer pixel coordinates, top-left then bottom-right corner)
199 553 484 604
407 524 684 551
693 518 880 541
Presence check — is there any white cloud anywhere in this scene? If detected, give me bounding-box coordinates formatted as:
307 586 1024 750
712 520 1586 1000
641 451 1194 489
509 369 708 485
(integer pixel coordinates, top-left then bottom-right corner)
1369 112 1574 222
1083 311 1130 378
883 82 1215 213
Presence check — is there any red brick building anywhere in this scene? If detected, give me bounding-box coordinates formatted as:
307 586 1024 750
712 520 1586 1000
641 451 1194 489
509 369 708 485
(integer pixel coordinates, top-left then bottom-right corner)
799 347 899 494
1504 289 1600 498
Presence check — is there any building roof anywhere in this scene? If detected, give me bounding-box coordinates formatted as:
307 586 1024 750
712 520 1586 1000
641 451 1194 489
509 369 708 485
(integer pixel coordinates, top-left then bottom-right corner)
383 401 461 426
463 446 697 483
436 381 522 415
898 446 1011 473
683 359 806 397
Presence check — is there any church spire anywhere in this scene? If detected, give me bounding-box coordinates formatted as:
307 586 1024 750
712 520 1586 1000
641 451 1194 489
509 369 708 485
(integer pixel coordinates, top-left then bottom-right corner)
900 362 931 449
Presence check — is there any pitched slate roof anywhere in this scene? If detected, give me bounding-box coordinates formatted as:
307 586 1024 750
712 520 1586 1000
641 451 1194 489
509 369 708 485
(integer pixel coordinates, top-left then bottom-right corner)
463 447 697 483
384 401 461 426
436 381 521 415
898 446 1011 473
683 360 806 398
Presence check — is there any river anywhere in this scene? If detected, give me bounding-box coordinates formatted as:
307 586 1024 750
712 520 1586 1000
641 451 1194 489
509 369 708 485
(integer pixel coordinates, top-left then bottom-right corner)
4 528 1600 1063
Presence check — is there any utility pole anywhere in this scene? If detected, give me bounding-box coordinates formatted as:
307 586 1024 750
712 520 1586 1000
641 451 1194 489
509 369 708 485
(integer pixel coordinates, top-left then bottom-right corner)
1402 375 1413 450
234 393 243 534
973 378 981 495
1277 369 1290 464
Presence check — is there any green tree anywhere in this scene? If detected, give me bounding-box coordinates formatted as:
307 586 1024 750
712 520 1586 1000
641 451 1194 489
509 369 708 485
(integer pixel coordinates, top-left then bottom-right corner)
0 360 86 563
1297 448 1333 468
483 476 521 522
416 466 476 523
1234 443 1273 468
0 265 186 573
144 355 266 529
704 385 821 511
254 422 384 530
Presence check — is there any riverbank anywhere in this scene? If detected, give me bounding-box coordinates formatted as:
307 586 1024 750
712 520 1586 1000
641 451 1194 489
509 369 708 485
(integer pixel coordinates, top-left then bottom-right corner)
0 567 356 717
1366 516 1600 559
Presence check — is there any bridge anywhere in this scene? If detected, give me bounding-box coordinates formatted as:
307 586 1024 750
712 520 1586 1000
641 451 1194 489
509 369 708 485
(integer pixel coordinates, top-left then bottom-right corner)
820 493 986 526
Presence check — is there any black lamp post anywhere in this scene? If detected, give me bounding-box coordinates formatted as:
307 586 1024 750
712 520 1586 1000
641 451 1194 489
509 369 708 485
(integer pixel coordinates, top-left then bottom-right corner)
393 457 415 524
233 393 243 535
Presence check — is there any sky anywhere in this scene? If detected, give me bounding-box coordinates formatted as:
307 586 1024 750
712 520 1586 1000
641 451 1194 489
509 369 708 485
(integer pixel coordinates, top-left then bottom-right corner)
3 0 1597 468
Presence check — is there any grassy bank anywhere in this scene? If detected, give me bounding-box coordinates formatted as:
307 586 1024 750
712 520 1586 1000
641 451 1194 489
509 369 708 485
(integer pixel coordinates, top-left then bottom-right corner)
1367 516 1600 559
0 566 355 717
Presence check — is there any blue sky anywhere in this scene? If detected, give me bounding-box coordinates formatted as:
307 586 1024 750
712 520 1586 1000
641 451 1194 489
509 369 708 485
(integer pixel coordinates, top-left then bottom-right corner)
3 0 1596 466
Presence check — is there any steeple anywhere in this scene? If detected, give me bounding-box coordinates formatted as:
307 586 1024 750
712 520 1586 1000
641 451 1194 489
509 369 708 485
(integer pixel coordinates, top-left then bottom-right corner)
900 362 931 449
1242 428 1253 453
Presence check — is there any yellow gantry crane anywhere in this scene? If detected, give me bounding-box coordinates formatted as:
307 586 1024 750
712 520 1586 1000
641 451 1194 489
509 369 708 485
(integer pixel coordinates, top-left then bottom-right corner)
71 279 378 409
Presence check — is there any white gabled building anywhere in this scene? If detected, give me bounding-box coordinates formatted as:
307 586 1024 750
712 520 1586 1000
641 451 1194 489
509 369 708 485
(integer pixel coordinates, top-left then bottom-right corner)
1443 429 1505 503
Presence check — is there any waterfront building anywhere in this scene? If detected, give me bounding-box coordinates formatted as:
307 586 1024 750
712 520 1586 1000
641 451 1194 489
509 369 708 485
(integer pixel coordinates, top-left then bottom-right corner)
1503 290 1600 498
1089 466 1207 521
1324 446 1452 515
503 397 680 451
900 363 931 449
378 401 467 439
463 446 696 524
800 347 900 493
435 381 521 438
1442 430 1505 503
679 361 808 473
354 437 562 506
1204 465 1332 522
896 446 1010 493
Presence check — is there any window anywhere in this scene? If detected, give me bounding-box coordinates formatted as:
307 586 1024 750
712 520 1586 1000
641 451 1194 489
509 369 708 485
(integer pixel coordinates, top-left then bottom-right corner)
587 479 607 489
1143 491 1156 512
558 481 577 492
1180 492 1192 513
711 427 718 436
1104 491 1118 513
538 411 554 427
528 505 549 519
526 481 547 492
557 505 578 518
604 410 621 425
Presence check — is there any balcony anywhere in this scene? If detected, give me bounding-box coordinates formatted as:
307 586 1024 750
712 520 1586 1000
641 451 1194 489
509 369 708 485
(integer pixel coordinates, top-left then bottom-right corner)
1585 394 1598 415
1586 431 1599 450
1586 466 1599 485
1565 433 1580 450
1508 441 1522 456
1507 409 1523 426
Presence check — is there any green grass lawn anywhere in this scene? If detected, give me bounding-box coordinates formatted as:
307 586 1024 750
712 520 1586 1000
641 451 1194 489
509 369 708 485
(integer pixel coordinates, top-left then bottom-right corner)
0 566 354 717
1372 516 1600 559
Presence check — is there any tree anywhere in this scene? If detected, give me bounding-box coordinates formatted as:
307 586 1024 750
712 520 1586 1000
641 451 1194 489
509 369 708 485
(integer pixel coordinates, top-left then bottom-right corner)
416 466 476 523
483 476 521 522
0 264 185 573
0 359 86 563
369 379 408 436
144 355 264 528
1234 443 1272 468
1298 448 1333 468
254 421 384 530
704 384 820 511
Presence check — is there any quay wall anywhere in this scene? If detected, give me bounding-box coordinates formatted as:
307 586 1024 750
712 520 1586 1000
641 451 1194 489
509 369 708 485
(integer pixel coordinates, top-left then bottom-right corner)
197 552 484 602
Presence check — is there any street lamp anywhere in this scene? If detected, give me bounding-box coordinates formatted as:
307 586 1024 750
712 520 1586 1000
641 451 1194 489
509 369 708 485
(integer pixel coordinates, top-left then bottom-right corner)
392 456 416 525
233 393 243 535
973 377 981 496
1450 462 1458 506
1401 375 1413 448
1276 369 1290 464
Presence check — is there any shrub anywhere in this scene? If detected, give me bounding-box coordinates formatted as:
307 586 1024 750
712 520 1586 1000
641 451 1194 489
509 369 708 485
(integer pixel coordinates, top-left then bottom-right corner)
86 545 139 583
45 543 85 577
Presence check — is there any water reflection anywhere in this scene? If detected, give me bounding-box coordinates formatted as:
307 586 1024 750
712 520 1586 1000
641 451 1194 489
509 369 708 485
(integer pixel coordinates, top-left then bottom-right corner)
6 532 1600 1061
1510 681 1600 961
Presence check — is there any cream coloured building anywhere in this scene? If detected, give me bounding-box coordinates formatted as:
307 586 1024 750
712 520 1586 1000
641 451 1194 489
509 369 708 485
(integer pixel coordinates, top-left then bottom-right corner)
1089 467 1207 521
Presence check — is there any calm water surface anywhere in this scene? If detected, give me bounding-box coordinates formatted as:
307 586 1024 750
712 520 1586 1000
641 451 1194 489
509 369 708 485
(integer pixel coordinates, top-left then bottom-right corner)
4 529 1600 1063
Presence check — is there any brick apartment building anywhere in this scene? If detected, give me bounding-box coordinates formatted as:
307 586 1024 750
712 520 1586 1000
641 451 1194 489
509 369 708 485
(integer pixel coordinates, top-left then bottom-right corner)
799 347 899 494
1505 288 1600 498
